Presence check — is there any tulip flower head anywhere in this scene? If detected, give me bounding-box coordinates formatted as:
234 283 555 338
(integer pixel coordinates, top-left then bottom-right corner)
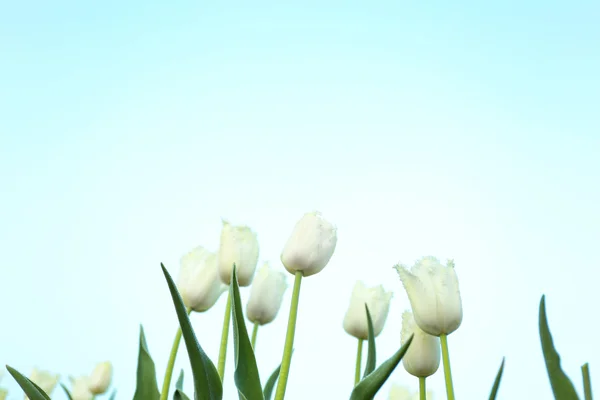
246 262 288 325
27 368 59 398
88 361 112 395
178 246 227 312
401 311 441 377
343 281 393 340
280 211 337 277
70 376 94 400
395 256 463 336
218 220 260 286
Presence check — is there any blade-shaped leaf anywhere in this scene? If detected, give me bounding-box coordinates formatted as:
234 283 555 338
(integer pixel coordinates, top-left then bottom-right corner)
174 389 192 400
350 335 413 400
6 365 51 400
488 357 505 400
109 389 117 400
363 304 376 378
581 363 592 400
539 295 580 400
161 263 223 400
176 370 184 391
230 266 264 400
133 326 160 400
61 384 74 400
263 363 283 400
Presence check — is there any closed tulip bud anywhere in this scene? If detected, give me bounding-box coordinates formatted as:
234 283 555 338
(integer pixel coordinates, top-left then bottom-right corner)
401 311 440 377
88 361 112 394
280 211 337 277
178 246 227 312
343 281 392 340
395 256 463 336
218 220 259 286
27 368 59 398
70 376 94 400
246 262 288 325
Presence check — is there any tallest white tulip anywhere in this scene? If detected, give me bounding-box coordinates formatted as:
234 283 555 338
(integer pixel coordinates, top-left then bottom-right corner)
218 220 259 286
280 211 337 277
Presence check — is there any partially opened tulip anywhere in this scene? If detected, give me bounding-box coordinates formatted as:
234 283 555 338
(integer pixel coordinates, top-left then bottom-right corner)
88 361 112 395
246 262 288 348
343 281 393 384
402 311 440 378
27 368 59 398
70 376 94 400
177 246 227 312
217 220 260 286
395 256 462 400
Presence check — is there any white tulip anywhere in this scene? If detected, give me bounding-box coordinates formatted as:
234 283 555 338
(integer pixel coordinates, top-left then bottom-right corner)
26 368 59 398
395 256 463 336
70 376 94 400
178 246 227 312
388 384 434 400
0 389 7 400
343 281 392 340
88 361 112 394
246 262 288 325
218 220 260 286
280 211 337 277
401 311 441 377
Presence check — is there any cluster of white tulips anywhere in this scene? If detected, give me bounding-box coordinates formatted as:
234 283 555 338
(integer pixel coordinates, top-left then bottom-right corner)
3 211 594 400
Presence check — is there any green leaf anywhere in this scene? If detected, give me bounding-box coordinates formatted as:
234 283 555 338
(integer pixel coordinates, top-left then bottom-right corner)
363 304 376 378
161 263 223 400
176 369 184 391
174 389 192 400
230 266 264 400
109 389 117 400
349 335 413 400
581 363 593 400
6 365 51 400
539 295 580 400
263 363 282 400
61 384 74 400
133 326 160 400
488 357 505 400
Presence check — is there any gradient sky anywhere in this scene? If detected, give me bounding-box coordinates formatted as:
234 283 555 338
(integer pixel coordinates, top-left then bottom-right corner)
1 1 599 399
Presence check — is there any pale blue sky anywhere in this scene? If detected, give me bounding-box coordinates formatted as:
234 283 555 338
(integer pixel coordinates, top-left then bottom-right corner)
1 1 599 399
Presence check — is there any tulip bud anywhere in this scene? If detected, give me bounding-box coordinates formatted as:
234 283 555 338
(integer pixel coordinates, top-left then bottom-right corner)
280 211 337 277
218 220 260 286
343 281 392 340
178 246 227 312
395 256 463 336
27 368 59 398
0 389 6 400
88 361 112 394
388 384 412 400
70 376 94 400
401 311 440 377
246 262 288 325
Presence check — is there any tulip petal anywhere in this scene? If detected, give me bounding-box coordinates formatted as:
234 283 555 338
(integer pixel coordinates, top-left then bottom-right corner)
230 266 265 400
488 358 505 400
539 295 579 400
6 366 51 400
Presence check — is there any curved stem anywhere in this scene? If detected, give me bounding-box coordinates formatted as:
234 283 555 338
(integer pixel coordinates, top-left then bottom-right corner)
419 377 426 400
160 308 192 400
251 322 259 349
354 339 363 385
217 291 232 380
440 334 455 400
274 271 303 400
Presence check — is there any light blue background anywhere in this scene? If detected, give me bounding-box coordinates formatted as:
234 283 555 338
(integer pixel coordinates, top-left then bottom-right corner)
1 1 598 399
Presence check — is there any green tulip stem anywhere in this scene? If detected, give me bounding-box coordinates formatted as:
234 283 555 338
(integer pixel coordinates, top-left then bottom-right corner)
582 363 593 400
251 322 259 349
440 334 455 400
274 271 303 400
419 377 426 400
160 307 192 400
354 339 363 385
217 290 232 380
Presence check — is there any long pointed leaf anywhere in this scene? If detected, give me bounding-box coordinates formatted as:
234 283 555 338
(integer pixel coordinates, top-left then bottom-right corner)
133 326 160 400
263 362 283 400
488 357 505 400
349 335 413 400
176 370 184 391
539 295 580 400
6 366 51 400
230 266 264 400
581 363 592 400
109 389 117 400
61 384 74 400
174 389 191 400
363 305 376 378
161 263 223 400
